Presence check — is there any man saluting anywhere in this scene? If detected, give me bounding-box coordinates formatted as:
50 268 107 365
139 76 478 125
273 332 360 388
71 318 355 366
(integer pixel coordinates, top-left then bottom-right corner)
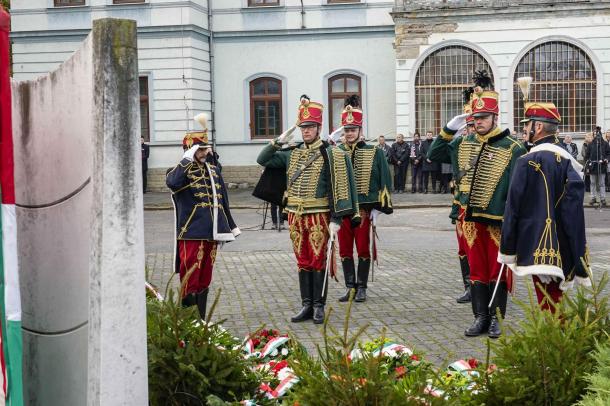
257 96 359 324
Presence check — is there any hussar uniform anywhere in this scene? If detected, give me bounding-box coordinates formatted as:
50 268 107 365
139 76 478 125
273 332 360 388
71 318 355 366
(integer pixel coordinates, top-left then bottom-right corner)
336 97 393 303
428 72 527 338
450 98 475 305
166 126 240 319
499 101 591 311
256 98 359 324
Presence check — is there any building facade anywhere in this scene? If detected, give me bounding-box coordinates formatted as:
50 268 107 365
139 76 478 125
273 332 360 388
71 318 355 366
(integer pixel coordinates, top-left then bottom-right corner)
9 0 395 188
392 0 610 141
9 0 610 188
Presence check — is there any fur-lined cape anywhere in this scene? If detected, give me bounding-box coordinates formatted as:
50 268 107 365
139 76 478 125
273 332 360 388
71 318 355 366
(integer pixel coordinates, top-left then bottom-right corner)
344 94 360 108
462 87 474 104
472 70 493 90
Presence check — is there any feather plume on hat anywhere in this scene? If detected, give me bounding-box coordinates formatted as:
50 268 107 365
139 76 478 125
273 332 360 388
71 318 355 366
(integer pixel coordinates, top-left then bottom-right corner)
517 76 533 102
344 94 360 108
462 87 474 104
194 112 208 131
472 70 493 94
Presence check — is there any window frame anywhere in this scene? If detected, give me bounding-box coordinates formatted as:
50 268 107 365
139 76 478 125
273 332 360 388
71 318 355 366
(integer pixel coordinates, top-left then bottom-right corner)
328 73 362 133
247 0 280 7
139 75 151 143
54 0 86 6
413 45 494 135
327 0 361 4
249 77 283 140
113 0 145 4
512 40 597 134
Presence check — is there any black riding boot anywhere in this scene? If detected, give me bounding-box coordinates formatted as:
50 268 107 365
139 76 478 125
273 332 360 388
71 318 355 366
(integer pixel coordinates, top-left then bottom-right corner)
291 270 313 323
181 293 196 308
338 258 356 302
312 270 328 324
456 256 471 304
488 281 508 338
465 281 490 337
196 287 209 320
355 258 370 302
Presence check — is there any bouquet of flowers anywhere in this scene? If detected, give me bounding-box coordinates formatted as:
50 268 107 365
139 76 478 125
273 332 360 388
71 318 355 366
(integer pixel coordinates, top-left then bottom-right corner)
243 329 293 362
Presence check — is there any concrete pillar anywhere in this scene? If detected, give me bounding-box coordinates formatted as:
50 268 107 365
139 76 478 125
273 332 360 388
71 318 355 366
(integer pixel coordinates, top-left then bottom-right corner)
88 19 148 405
10 18 147 405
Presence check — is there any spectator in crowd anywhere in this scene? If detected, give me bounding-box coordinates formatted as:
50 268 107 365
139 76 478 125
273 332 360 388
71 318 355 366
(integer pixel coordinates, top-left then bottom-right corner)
421 131 440 193
409 132 424 193
376 135 394 181
584 128 610 206
141 136 150 193
582 132 593 193
390 133 409 193
561 134 578 159
270 203 284 230
440 161 452 194
606 131 610 192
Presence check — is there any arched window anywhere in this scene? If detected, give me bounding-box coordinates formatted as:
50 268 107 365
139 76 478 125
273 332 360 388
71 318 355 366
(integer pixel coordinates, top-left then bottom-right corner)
513 41 596 133
328 74 362 133
249 77 282 139
415 45 494 135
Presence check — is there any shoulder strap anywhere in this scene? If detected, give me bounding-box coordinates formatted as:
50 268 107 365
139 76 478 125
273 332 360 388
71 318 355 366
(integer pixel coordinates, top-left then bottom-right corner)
287 150 322 188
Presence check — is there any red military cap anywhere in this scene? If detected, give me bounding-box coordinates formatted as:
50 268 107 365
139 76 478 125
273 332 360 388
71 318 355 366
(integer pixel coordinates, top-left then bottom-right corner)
297 97 323 127
182 113 210 149
521 102 561 124
182 131 209 150
471 89 499 117
341 95 363 128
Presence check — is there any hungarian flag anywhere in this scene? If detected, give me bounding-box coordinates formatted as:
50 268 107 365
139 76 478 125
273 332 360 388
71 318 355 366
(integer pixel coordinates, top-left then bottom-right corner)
0 6 23 406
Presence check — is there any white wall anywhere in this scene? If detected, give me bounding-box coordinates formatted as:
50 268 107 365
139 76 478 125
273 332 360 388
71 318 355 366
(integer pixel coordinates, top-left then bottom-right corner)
10 0 396 169
395 14 610 138
212 32 396 166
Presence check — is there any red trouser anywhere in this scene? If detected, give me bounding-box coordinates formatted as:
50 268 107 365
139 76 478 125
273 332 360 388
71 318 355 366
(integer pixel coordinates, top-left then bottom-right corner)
532 275 563 312
288 212 330 271
338 209 371 259
178 240 218 296
457 208 506 284
455 221 468 260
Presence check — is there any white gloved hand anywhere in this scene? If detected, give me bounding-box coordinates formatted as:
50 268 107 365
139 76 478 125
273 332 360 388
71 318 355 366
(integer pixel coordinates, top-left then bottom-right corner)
182 145 200 161
446 113 470 132
276 125 297 145
329 222 341 242
370 209 381 226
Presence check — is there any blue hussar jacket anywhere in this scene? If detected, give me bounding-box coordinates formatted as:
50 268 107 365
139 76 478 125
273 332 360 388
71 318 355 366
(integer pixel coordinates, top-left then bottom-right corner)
166 158 240 242
499 137 591 288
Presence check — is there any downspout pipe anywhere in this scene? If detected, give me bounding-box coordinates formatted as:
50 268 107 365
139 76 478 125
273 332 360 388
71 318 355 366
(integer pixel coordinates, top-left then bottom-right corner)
208 0 216 151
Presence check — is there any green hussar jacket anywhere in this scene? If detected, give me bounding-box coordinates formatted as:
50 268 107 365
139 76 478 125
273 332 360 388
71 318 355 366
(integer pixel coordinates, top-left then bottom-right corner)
339 141 393 214
256 138 359 222
427 126 527 225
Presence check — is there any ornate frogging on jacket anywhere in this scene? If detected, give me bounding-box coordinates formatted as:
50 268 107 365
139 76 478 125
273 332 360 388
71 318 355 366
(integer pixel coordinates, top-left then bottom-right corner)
499 140 591 289
339 142 393 214
256 138 359 220
166 158 239 242
287 139 325 205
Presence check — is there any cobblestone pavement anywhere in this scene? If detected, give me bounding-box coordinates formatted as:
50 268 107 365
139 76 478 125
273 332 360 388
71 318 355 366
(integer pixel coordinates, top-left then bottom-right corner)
146 207 610 364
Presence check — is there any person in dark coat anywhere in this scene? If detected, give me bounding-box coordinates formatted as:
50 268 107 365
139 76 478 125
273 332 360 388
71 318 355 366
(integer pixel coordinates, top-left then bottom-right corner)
141 137 150 193
166 114 241 319
421 131 440 193
500 102 591 312
390 133 409 193
584 127 610 206
561 134 578 159
409 132 424 193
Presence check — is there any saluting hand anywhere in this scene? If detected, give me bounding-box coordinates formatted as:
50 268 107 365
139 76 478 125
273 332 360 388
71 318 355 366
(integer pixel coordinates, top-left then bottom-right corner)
183 145 200 161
